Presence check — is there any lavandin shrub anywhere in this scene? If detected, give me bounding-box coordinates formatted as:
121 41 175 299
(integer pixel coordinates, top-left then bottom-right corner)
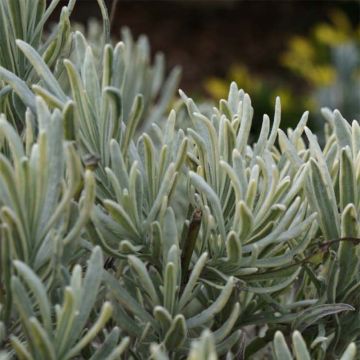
279 108 360 357
0 1 359 359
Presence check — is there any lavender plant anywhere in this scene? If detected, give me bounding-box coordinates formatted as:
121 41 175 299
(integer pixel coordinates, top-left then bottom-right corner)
0 0 75 128
0 1 359 359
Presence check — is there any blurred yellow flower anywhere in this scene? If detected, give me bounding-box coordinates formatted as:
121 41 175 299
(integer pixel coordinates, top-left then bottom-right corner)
204 78 229 99
313 9 359 46
274 88 293 112
282 10 358 88
280 36 315 79
204 65 261 100
313 24 347 46
308 65 336 86
287 36 315 60
203 9 359 129
229 64 261 92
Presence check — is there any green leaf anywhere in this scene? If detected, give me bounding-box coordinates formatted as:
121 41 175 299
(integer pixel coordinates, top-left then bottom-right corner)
178 252 208 310
103 199 140 237
189 171 226 241
292 331 310 360
333 110 352 150
215 330 242 356
186 277 235 328
163 207 178 263
236 93 252 154
308 158 340 239
27 318 55 360
213 302 240 343
128 255 160 305
106 337 130 360
187 330 218 360
273 331 293 360
163 262 177 316
154 306 172 332
104 272 155 325
65 302 112 359
267 97 281 149
225 231 242 263
339 147 356 211
122 95 144 156
69 246 104 341
10 335 34 360
292 303 354 332
0 66 36 112
89 327 120 360
338 205 359 293
340 343 357 360
146 163 176 224
16 40 66 101
13 261 52 333
164 315 187 350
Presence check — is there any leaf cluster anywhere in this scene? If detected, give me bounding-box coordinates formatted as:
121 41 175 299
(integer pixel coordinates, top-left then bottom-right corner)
0 1 359 359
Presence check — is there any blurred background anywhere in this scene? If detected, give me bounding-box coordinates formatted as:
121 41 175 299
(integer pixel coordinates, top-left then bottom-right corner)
52 0 360 130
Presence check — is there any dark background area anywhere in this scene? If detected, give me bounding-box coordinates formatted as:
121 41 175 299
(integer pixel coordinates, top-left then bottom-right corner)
52 0 360 95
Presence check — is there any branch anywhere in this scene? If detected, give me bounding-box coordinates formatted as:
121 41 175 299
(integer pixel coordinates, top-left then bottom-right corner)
181 208 202 285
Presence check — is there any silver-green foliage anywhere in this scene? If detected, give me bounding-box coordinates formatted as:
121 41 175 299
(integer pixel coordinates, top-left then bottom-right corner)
273 331 357 360
92 109 188 254
279 107 360 355
103 207 242 357
8 247 129 360
0 97 95 328
181 85 317 283
151 330 219 360
0 1 359 359
0 0 75 126
0 24 180 199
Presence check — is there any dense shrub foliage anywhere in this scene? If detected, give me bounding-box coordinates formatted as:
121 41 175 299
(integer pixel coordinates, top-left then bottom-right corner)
0 1 359 359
